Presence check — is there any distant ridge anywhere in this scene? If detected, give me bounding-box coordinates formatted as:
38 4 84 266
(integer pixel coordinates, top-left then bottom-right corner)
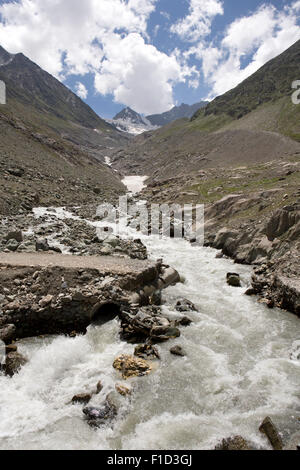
147 101 208 127
107 102 208 135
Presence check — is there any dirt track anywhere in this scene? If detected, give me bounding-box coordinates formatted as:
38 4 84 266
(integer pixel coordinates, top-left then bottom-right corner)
0 252 156 276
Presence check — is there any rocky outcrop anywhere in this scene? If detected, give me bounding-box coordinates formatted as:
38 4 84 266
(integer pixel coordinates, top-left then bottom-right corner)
205 200 300 316
119 307 181 344
259 417 283 450
0 255 180 339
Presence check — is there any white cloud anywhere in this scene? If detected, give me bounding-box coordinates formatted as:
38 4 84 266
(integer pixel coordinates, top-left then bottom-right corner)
170 0 224 42
291 0 300 12
190 3 300 99
94 33 186 114
75 82 88 100
0 0 191 114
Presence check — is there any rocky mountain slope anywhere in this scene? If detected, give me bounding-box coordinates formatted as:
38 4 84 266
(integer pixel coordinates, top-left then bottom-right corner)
0 46 129 158
0 45 126 215
147 101 207 127
113 40 300 178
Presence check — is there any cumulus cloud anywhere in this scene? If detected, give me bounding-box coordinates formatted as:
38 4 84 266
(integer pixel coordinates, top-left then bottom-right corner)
75 82 88 100
187 2 300 99
0 0 193 113
94 33 186 114
170 0 224 42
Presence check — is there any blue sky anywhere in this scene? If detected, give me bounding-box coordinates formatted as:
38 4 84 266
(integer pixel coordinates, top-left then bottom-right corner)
0 0 299 119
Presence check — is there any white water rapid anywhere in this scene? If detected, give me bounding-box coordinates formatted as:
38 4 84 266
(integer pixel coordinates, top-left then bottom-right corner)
0 176 299 450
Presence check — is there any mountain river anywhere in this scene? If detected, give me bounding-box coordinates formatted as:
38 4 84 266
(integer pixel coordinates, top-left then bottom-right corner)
0 176 299 450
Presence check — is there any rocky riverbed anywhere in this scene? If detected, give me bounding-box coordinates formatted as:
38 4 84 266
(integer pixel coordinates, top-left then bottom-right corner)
0 178 299 450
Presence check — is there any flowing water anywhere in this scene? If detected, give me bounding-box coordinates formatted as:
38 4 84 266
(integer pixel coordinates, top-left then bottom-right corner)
0 177 299 450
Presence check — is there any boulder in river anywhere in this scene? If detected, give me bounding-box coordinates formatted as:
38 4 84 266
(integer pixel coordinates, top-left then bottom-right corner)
113 354 151 379
227 273 241 287
176 316 193 327
72 393 92 405
175 299 197 312
259 416 283 450
5 351 27 377
0 324 16 345
170 345 185 357
215 435 252 450
134 343 160 360
83 394 118 428
150 326 180 343
115 384 132 397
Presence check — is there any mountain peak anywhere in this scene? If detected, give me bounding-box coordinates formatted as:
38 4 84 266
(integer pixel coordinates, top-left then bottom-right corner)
113 107 141 121
0 45 14 67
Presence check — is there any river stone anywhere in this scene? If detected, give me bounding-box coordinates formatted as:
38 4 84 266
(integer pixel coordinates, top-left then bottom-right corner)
134 343 160 360
245 287 257 296
96 381 103 394
115 384 132 396
175 299 197 312
113 354 151 379
170 345 185 357
0 324 16 344
227 273 241 287
83 395 118 428
72 393 92 405
5 351 27 377
215 436 251 450
176 316 192 327
150 326 180 342
259 416 283 450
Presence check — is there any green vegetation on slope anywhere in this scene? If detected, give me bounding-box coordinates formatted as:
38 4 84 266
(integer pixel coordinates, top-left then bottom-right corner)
189 40 300 142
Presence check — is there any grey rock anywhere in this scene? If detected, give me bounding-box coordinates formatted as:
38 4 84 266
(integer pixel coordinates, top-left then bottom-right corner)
170 345 185 357
6 239 19 252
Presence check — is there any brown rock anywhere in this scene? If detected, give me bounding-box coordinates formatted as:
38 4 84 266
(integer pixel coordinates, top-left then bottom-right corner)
39 295 53 308
134 343 160 360
113 354 151 379
215 436 251 450
5 352 27 377
71 393 92 405
0 324 16 345
115 384 132 396
259 416 283 450
96 381 103 394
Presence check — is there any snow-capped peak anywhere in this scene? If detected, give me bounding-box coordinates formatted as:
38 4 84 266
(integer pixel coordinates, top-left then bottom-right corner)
106 107 158 135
